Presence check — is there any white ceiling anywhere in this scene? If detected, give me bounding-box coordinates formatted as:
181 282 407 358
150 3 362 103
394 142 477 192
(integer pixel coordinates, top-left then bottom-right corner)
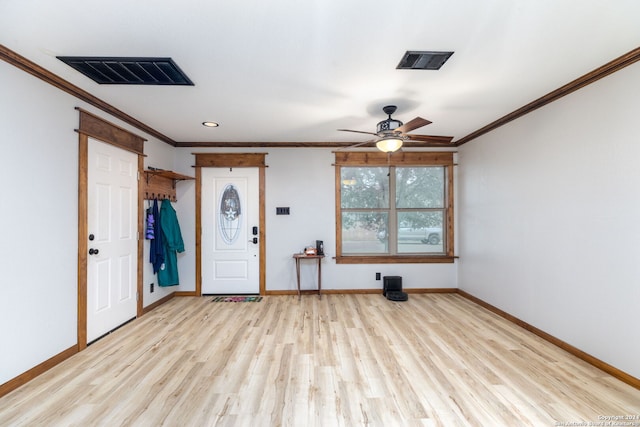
2 0 639 146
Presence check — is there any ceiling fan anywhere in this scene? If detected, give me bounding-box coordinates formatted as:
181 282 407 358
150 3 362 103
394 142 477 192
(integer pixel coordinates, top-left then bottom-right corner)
338 105 453 152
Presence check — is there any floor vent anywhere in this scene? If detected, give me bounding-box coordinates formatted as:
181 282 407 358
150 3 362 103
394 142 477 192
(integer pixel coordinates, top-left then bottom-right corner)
396 51 454 70
57 56 194 85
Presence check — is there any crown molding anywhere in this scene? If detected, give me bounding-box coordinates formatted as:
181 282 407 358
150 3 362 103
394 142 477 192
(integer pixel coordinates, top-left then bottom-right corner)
0 44 176 146
3 43 638 149
455 46 640 146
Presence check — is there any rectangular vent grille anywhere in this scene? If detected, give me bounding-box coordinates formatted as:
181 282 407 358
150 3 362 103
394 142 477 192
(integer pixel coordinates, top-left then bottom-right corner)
56 56 194 85
397 51 454 70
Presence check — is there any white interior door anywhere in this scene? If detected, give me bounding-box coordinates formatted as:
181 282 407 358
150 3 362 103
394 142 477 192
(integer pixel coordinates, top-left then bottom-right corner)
201 167 260 294
87 138 138 343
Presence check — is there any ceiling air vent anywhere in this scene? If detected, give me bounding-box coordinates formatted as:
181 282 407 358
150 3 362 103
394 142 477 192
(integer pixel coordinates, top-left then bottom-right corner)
56 56 194 85
396 51 454 70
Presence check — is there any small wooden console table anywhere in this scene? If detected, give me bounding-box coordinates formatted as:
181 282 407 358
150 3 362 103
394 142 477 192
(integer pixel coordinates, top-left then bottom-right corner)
293 254 324 300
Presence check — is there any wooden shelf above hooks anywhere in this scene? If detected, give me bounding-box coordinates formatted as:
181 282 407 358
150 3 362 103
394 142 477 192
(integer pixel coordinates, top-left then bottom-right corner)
143 169 194 202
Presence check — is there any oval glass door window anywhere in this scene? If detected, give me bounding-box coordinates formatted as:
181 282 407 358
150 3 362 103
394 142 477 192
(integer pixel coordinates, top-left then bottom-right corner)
219 184 242 244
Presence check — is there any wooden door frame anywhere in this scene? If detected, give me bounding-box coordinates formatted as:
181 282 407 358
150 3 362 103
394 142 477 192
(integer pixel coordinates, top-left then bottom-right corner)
190 153 267 296
76 109 145 350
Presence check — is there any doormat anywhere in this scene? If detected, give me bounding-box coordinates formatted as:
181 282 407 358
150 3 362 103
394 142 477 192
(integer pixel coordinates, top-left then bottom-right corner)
211 296 263 302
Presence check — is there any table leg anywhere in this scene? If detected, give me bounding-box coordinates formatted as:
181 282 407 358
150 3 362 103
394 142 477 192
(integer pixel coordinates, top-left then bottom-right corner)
295 258 301 301
317 258 322 299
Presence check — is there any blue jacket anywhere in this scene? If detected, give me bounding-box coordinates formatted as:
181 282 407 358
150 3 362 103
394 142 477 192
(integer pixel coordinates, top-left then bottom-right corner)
149 199 164 274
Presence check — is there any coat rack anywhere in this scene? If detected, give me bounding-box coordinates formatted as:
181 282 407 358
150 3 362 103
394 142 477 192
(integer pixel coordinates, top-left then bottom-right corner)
143 169 194 202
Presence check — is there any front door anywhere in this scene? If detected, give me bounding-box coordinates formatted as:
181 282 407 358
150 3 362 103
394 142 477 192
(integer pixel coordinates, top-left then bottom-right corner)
87 138 138 343
201 167 260 294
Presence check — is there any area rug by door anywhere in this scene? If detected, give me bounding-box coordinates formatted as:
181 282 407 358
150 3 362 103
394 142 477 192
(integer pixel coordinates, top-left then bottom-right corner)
211 296 263 302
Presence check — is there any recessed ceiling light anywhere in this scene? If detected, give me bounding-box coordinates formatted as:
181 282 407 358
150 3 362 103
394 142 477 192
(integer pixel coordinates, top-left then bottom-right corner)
202 121 219 127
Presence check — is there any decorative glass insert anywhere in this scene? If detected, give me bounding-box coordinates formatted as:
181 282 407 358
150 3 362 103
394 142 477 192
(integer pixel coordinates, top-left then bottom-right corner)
218 184 242 244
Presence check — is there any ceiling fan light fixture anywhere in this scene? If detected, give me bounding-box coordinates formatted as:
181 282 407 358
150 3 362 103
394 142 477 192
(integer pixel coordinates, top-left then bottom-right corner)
377 118 403 133
376 137 403 153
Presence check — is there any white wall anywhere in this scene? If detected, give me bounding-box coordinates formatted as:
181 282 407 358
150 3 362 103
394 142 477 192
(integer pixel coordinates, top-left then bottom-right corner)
457 61 640 378
0 57 185 385
173 147 458 293
1 60 79 384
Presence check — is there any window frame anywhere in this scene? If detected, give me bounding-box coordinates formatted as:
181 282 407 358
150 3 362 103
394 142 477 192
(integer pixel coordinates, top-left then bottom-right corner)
334 151 455 264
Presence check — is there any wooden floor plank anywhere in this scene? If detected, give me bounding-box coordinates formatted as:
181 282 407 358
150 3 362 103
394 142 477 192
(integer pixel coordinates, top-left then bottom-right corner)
1 294 639 426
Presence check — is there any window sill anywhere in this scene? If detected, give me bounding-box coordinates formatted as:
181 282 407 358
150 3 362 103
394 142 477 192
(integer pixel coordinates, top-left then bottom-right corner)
334 255 456 264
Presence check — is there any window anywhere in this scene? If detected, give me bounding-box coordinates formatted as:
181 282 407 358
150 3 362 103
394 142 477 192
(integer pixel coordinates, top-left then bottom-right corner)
335 151 454 264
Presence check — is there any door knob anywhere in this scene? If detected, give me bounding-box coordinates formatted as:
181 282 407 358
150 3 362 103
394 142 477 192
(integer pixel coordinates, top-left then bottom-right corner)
248 238 258 244
89 248 99 255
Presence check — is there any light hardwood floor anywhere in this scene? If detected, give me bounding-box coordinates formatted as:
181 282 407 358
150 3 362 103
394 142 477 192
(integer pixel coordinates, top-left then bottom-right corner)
1 294 639 426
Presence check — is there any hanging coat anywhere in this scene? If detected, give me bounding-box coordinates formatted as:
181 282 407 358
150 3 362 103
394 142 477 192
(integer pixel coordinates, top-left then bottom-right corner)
145 205 155 240
158 199 185 287
150 199 164 274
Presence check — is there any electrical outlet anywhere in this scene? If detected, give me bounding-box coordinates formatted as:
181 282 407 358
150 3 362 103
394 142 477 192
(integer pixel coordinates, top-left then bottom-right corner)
376 272 381 280
150 282 154 293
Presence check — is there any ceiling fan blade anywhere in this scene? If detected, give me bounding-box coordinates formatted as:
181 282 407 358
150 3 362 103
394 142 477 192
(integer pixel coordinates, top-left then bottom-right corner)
395 117 432 134
335 140 376 151
337 129 379 136
405 134 454 144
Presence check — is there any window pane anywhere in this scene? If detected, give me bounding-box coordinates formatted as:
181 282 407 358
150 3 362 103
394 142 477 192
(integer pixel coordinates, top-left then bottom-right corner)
341 212 388 254
396 167 444 208
341 167 389 208
397 211 444 254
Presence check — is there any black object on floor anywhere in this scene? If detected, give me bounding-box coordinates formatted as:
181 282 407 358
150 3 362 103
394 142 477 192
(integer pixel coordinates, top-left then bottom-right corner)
383 276 408 302
386 291 409 301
